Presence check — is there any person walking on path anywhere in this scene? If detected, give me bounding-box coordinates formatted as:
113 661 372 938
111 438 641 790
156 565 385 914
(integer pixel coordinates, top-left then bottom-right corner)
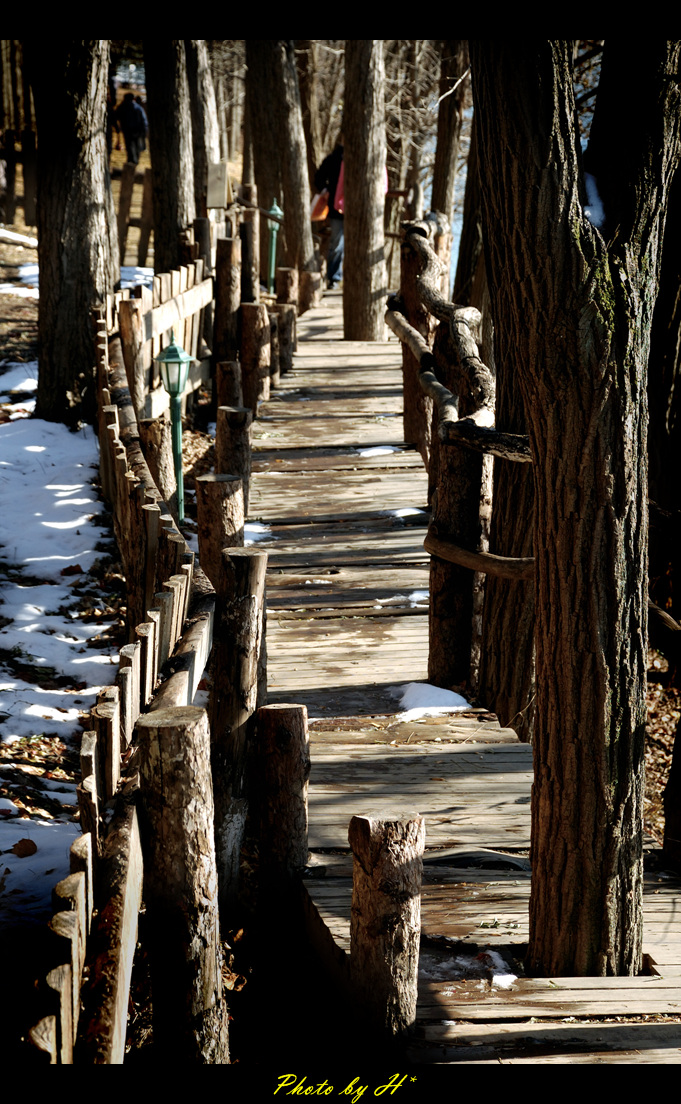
314 134 344 290
115 92 148 166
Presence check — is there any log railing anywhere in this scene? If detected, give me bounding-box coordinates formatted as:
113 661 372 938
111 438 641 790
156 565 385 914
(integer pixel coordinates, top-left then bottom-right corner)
385 215 533 692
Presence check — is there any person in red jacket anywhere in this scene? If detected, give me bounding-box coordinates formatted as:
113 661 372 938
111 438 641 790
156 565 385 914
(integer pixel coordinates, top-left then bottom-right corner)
314 134 344 289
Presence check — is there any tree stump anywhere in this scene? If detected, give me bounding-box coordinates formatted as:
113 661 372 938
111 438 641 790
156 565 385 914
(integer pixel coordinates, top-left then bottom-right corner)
215 360 244 409
214 236 241 364
240 302 271 413
210 548 268 911
276 266 298 305
270 303 297 374
257 704 310 888
348 813 424 1038
135 707 230 1064
195 474 245 589
215 406 253 513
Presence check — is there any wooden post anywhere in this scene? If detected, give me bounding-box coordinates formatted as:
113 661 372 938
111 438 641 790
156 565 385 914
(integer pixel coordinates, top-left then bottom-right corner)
241 181 259 298
139 416 179 523
215 360 244 409
117 162 136 264
270 303 297 374
257 704 310 887
195 474 245 589
215 405 252 513
210 548 267 911
269 311 281 390
240 302 270 413
239 216 257 303
135 707 230 1063
22 128 37 226
348 813 425 1038
194 215 213 353
276 266 298 305
399 236 436 470
119 298 147 419
298 269 321 316
137 168 154 267
214 236 241 364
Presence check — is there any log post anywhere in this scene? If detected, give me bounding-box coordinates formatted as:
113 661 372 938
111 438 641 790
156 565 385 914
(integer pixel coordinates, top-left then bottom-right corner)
257 704 310 888
276 266 298 305
428 324 484 693
214 236 241 365
215 405 253 513
240 302 271 413
215 360 244 409
135 707 230 1063
139 415 179 522
348 813 425 1038
117 162 136 264
399 236 436 470
119 298 147 419
195 474 245 589
240 182 260 298
298 269 321 316
210 548 268 911
428 439 482 691
270 303 297 374
269 311 281 390
239 215 258 303
138 168 153 266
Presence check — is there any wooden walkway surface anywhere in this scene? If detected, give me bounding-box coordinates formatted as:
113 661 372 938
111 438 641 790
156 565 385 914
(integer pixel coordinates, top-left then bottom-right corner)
250 291 681 1065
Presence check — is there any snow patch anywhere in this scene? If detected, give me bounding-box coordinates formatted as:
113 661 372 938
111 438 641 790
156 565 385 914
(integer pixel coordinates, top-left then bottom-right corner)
395 681 470 720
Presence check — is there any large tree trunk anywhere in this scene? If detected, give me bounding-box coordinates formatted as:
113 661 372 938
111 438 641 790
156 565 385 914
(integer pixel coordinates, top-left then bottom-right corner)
245 41 284 284
25 39 119 427
143 40 196 274
343 41 388 341
185 39 221 220
471 40 681 977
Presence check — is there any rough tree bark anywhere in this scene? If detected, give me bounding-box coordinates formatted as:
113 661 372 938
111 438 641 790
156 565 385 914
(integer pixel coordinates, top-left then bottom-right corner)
343 40 388 341
24 39 119 427
185 39 221 220
431 40 469 230
471 39 681 976
143 40 196 274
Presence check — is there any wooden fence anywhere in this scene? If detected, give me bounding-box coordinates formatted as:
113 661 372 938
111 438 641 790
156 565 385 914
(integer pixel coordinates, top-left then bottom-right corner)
23 218 308 1061
24 210 434 1062
385 216 532 696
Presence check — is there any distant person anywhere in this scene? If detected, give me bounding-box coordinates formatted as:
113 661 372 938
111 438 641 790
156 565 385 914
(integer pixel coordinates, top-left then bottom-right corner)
314 133 344 290
115 92 148 166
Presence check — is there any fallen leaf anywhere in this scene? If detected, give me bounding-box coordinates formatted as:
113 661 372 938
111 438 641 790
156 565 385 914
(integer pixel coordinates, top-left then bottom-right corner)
11 838 38 857
60 564 84 576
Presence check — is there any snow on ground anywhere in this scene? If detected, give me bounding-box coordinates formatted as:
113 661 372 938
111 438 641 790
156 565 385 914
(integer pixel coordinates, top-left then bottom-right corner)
0 380 119 929
0 263 153 300
395 681 470 720
419 945 517 990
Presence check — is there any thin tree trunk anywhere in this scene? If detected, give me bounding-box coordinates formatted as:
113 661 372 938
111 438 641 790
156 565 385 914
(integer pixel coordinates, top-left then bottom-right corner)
343 41 387 341
185 40 221 220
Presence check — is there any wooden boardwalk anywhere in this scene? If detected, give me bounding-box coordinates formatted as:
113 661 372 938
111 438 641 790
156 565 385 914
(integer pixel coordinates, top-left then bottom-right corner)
250 290 681 1065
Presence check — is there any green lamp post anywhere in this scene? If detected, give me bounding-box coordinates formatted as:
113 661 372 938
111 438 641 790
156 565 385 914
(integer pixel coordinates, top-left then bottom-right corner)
155 330 194 524
267 197 284 294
